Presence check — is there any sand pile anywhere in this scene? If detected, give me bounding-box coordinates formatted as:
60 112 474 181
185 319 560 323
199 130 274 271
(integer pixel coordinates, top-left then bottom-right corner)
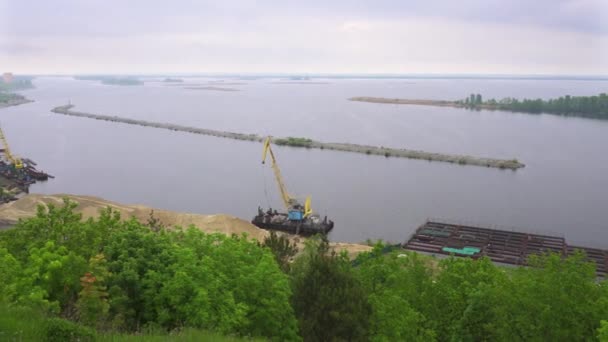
0 194 372 257
0 194 269 241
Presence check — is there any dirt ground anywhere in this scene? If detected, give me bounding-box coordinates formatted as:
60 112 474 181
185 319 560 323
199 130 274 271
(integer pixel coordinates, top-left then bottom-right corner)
0 194 372 257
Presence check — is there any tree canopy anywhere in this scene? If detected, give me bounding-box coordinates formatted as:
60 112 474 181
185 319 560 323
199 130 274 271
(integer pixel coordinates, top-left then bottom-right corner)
1 199 607 341
459 93 608 119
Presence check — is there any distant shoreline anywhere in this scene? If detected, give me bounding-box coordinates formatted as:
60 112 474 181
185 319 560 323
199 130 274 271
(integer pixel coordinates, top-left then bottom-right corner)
0 97 34 109
350 96 483 109
183 86 240 91
349 94 608 120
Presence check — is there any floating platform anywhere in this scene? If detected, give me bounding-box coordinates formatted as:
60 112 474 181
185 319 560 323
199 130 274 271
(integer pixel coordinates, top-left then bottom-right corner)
252 209 334 236
403 220 608 277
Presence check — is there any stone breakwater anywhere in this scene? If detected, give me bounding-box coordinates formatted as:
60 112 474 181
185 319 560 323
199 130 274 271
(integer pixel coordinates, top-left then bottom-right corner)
51 104 525 170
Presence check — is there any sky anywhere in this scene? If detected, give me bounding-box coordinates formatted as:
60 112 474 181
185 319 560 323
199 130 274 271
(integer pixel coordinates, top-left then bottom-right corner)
1 0 607 75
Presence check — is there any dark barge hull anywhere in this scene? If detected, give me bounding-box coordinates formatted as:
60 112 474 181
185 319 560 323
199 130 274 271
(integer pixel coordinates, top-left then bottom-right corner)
251 215 334 236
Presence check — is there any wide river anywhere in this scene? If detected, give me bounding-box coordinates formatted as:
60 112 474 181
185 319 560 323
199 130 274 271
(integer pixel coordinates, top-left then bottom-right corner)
2 77 608 247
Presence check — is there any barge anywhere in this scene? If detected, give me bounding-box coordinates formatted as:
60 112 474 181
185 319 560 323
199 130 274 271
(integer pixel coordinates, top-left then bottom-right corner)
403 220 608 277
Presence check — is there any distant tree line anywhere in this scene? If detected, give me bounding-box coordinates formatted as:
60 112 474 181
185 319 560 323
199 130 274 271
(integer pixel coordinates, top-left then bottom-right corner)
74 76 143 86
0 77 33 92
457 93 608 119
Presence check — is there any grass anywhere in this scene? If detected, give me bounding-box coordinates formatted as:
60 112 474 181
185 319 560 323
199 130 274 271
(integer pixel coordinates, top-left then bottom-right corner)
98 329 264 342
0 303 263 342
0 303 49 341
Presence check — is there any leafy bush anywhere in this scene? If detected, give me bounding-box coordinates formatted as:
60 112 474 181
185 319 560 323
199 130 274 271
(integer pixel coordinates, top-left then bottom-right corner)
45 317 96 342
0 200 299 341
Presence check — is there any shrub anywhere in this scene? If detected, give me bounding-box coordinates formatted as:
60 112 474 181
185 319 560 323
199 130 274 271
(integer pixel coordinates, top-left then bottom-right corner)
45 317 96 342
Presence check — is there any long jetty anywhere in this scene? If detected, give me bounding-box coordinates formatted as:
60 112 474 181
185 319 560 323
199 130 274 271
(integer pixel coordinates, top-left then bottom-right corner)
51 105 525 170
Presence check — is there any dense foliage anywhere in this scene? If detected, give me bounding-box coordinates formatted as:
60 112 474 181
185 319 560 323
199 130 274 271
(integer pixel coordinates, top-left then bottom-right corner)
459 93 608 119
1 199 607 341
0 200 299 340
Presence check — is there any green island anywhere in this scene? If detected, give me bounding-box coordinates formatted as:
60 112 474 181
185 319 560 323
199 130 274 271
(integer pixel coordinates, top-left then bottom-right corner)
1 199 607 341
75 76 143 86
351 93 608 120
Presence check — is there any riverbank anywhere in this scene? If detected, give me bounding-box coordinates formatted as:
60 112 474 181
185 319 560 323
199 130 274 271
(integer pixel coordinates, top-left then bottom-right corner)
0 94 34 108
183 86 240 91
0 193 373 257
51 104 525 170
349 94 608 120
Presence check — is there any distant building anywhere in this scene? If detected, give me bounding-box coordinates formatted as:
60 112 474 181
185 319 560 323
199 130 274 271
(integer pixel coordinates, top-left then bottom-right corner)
2 72 13 83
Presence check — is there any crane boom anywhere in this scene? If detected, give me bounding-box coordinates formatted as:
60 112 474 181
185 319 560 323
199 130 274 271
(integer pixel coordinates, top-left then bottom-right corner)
0 125 23 169
262 137 293 210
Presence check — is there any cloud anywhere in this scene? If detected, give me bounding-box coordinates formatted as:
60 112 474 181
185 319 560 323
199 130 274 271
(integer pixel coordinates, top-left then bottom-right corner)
0 0 606 74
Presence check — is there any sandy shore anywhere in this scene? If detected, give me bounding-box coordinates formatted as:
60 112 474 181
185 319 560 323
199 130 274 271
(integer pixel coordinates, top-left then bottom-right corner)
349 96 507 111
51 104 524 170
0 194 373 257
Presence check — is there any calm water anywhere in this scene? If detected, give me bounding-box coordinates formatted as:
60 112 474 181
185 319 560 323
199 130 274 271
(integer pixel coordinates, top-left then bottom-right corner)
2 77 608 247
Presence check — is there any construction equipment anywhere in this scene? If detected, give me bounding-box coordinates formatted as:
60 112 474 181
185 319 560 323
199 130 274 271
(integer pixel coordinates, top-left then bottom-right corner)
261 136 312 219
252 137 334 235
0 124 23 169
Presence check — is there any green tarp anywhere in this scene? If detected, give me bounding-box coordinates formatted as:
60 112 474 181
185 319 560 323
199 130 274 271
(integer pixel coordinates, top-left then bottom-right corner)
442 246 481 256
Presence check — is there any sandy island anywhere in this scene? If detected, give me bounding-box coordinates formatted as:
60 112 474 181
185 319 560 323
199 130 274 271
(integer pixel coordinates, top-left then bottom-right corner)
349 96 503 110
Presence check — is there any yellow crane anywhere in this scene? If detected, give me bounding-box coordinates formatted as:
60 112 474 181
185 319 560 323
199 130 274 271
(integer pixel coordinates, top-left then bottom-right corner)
0 124 23 169
262 136 312 219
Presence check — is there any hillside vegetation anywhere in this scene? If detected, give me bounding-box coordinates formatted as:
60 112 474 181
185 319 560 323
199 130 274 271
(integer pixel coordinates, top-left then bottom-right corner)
0 199 607 341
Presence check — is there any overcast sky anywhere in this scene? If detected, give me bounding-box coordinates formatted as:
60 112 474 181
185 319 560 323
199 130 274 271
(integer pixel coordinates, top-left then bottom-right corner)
1 0 607 75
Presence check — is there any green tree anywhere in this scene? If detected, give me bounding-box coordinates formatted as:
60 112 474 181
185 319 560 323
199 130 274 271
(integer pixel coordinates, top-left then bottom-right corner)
354 246 436 341
599 320 608 341
76 254 110 328
261 231 299 272
291 236 371 341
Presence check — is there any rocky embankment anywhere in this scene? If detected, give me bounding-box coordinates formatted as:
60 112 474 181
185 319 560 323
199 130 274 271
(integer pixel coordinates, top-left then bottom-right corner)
0 194 372 257
51 104 525 170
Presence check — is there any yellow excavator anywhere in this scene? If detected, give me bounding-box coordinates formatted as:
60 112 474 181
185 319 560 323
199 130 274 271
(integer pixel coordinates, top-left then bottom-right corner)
252 136 334 235
0 125 23 169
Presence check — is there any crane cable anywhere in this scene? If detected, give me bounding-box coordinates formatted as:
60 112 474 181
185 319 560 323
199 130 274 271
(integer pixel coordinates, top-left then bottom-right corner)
260 163 271 209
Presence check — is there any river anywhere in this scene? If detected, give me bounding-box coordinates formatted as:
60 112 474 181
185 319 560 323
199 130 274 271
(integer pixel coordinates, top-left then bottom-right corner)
2 76 607 247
